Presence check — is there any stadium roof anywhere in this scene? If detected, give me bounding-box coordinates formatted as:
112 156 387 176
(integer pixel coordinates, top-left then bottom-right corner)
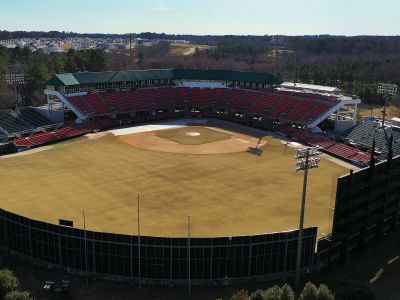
47 69 279 87
281 82 341 93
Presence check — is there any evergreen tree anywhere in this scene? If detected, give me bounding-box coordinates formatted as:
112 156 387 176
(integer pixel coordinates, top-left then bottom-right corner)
299 282 318 300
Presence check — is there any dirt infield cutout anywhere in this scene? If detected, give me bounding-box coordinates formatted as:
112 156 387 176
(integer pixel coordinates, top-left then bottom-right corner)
120 125 266 154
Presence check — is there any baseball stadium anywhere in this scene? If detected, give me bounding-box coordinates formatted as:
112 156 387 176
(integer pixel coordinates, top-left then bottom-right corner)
0 69 399 285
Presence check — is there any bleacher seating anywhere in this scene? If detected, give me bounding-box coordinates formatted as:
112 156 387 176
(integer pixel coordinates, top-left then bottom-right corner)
286 100 315 121
191 88 213 107
336 119 400 157
54 127 83 139
118 91 149 111
26 131 58 145
248 94 278 114
12 127 81 148
5 86 345 152
65 87 338 127
268 97 296 118
19 107 54 128
138 88 173 109
84 93 110 114
13 138 32 147
176 87 192 102
224 89 262 111
3 85 370 168
303 102 333 121
278 125 371 164
212 88 227 105
0 131 7 141
100 93 131 113
68 96 95 114
158 87 184 106
0 110 33 135
11 117 123 149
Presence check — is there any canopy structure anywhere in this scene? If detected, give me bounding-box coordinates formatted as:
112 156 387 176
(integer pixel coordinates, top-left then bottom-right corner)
47 68 279 89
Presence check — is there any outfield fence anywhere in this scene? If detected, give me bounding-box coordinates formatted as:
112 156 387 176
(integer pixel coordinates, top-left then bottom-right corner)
0 209 317 285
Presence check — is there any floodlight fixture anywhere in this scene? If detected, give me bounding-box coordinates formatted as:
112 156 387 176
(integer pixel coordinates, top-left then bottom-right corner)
377 83 398 96
5 74 25 86
377 83 398 127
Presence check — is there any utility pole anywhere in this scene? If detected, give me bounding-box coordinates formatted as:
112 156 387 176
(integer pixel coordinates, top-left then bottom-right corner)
83 210 89 284
129 33 133 69
188 215 191 294
294 146 321 288
137 194 141 289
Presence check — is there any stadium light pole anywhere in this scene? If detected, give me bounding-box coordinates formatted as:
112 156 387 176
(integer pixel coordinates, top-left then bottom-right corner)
83 209 89 284
137 194 141 289
294 146 321 288
377 83 398 127
187 215 191 294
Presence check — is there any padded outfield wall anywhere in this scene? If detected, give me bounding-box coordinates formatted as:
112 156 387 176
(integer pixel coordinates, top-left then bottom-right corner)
0 209 317 285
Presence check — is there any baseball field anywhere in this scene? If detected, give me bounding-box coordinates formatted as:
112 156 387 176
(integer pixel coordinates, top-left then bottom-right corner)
0 120 349 238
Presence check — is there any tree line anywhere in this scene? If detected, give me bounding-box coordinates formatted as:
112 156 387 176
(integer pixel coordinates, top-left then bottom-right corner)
225 281 374 300
1 34 400 109
0 47 109 108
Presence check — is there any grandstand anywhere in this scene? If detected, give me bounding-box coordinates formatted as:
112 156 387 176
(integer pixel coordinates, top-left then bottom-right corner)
19 107 54 128
335 117 400 157
12 119 119 148
0 107 54 137
61 88 341 127
0 69 370 166
45 69 359 131
0 110 34 136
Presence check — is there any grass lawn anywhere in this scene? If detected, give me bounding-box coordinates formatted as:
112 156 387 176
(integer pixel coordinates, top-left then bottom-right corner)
0 127 348 238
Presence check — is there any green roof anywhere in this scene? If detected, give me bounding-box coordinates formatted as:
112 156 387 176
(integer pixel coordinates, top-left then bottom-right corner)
47 69 278 87
47 73 80 86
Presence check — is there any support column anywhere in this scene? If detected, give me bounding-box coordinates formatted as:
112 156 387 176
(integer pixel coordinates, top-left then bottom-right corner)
46 94 51 118
28 227 33 258
3 217 8 249
353 103 358 125
58 234 62 268
92 237 96 273
209 247 213 281
335 109 340 131
62 103 65 123
248 243 252 277
283 240 288 273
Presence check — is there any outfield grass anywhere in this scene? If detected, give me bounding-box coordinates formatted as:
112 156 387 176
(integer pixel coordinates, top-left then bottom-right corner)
156 126 231 145
0 128 348 238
